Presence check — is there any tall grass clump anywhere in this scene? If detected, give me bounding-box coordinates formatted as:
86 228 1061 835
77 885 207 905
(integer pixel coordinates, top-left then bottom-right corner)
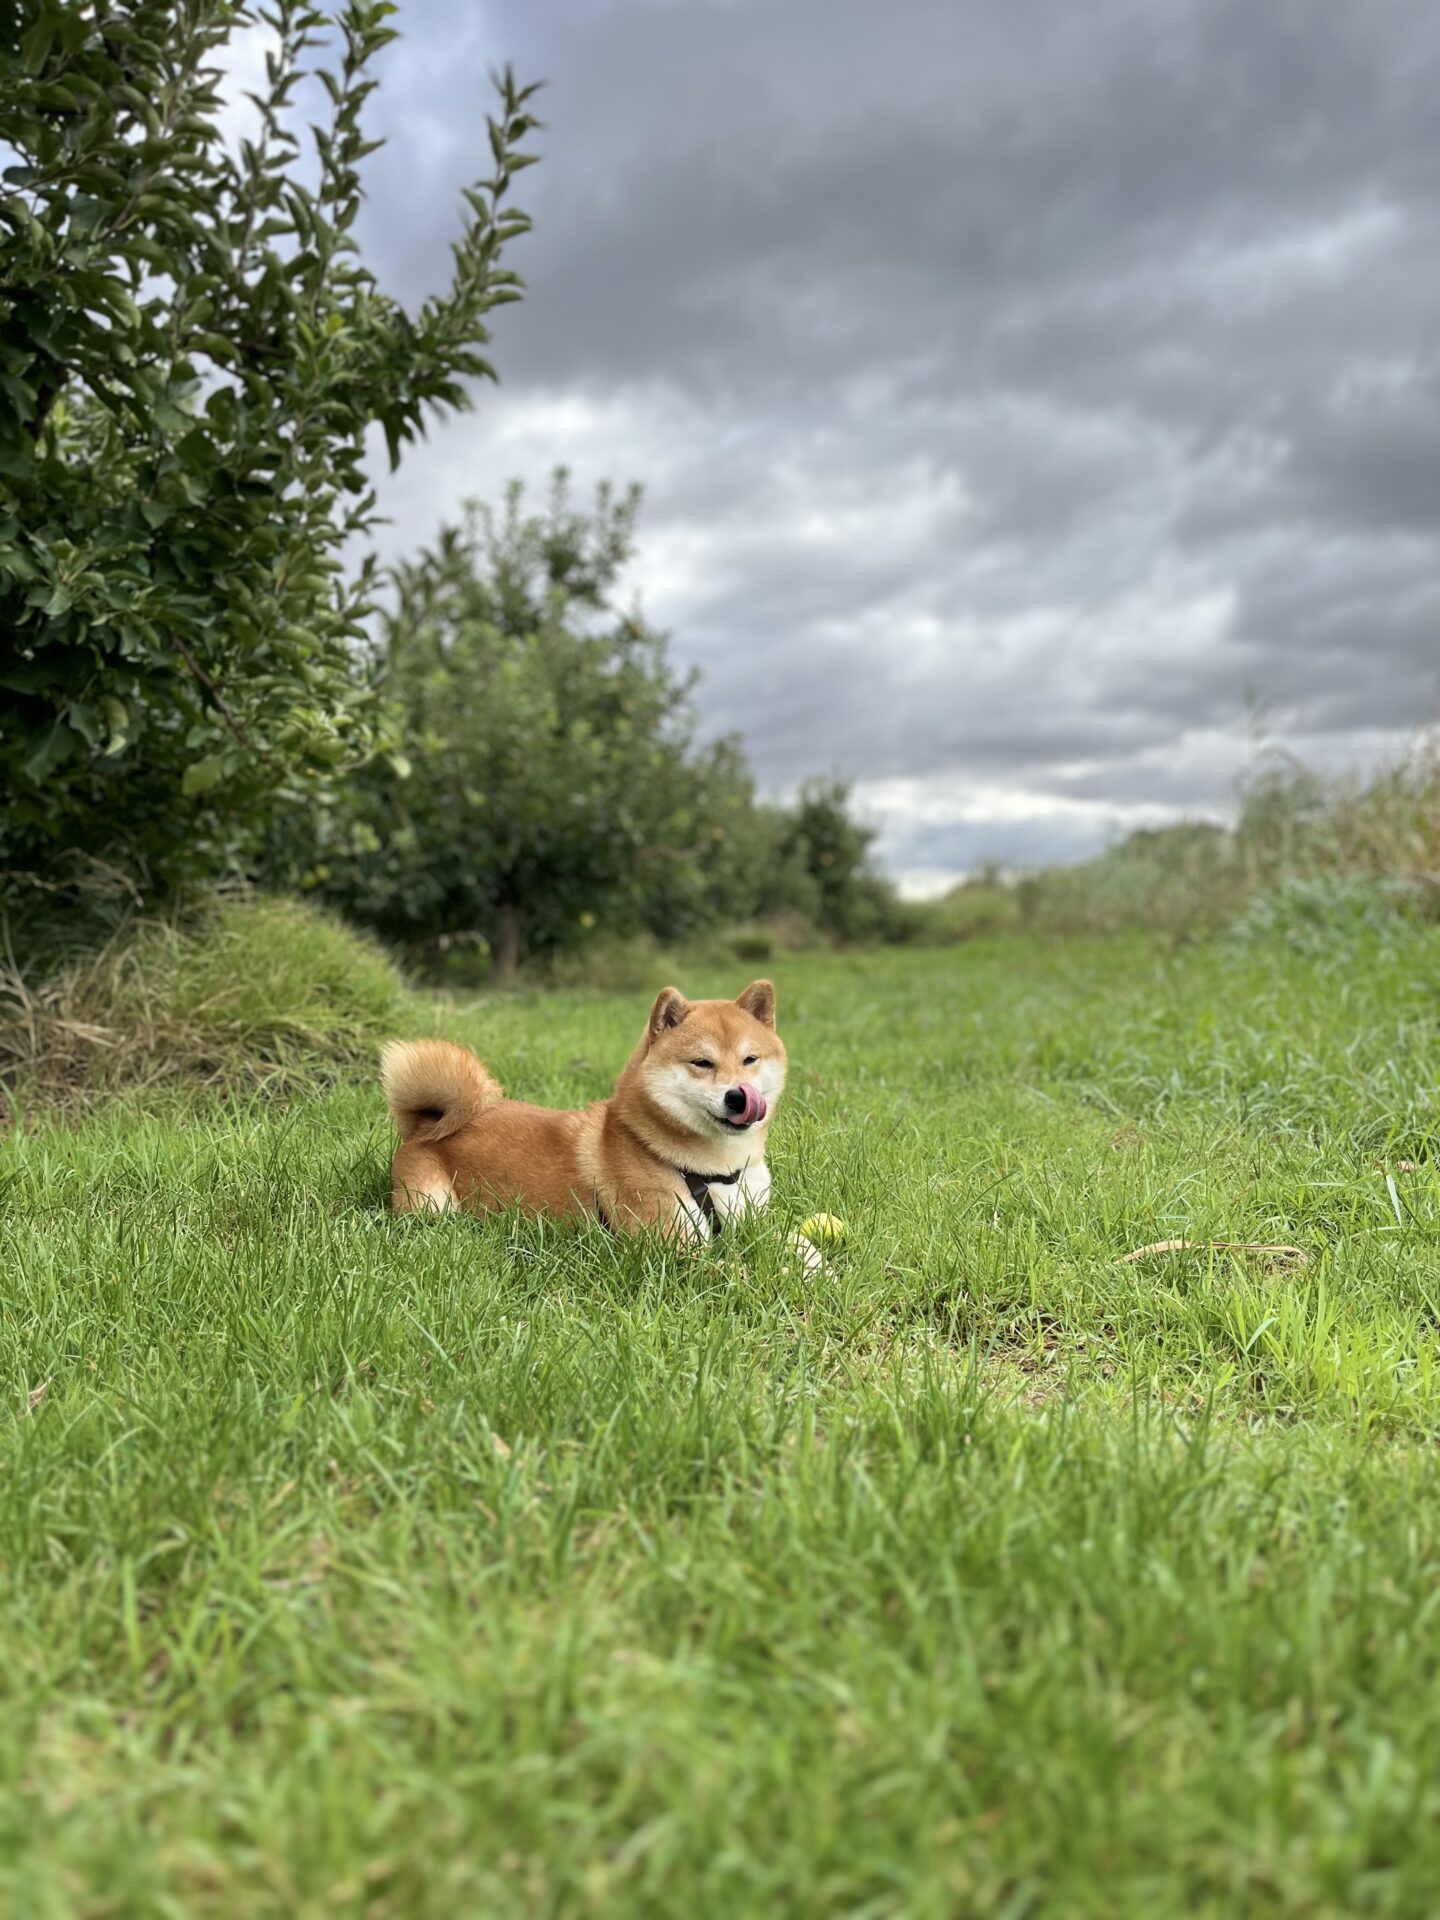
1268 736 1440 910
0 895 408 1117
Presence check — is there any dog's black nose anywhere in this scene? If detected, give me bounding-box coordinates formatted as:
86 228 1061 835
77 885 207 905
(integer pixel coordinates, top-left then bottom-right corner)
723 1086 747 1116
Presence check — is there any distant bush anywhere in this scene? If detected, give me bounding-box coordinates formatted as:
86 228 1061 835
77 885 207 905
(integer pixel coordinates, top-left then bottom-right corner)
724 912 823 963
909 733 1440 946
265 475 773 977
537 932 671 994
753 779 907 944
1016 821 1244 937
268 475 903 978
907 873 1022 945
1231 874 1420 954
0 894 407 1115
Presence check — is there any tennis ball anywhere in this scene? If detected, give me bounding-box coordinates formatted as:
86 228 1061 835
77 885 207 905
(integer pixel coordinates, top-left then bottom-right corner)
799 1212 849 1248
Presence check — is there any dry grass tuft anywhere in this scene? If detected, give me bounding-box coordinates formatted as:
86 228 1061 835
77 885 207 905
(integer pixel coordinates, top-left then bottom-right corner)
0 894 408 1120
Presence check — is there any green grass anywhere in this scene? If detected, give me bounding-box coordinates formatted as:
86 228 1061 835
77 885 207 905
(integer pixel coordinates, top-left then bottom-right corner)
7 925 1440 1915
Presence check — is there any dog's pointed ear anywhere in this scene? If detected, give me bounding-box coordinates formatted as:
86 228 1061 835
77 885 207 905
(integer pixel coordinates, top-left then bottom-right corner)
736 978 776 1027
647 985 690 1040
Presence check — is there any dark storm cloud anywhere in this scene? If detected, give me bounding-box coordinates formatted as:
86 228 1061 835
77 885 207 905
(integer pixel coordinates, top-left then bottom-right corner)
348 0 1440 885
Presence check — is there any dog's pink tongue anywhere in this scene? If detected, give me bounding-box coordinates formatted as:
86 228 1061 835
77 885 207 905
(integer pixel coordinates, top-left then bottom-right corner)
738 1081 766 1125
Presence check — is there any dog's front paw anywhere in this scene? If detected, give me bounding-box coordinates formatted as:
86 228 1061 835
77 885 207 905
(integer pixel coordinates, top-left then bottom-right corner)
789 1230 827 1279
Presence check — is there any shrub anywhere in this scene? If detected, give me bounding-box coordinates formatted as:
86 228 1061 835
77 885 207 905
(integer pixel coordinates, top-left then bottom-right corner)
1240 737 1440 918
0 2 538 922
909 875 1022 944
1015 821 1244 937
1230 874 1419 954
266 474 782 978
756 779 904 942
905 732 1440 947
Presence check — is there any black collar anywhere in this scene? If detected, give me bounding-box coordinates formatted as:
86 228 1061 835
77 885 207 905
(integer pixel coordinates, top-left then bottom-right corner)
591 1162 745 1238
677 1163 742 1236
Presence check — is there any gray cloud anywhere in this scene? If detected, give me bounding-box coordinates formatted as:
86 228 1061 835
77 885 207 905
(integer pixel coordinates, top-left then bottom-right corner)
346 0 1440 887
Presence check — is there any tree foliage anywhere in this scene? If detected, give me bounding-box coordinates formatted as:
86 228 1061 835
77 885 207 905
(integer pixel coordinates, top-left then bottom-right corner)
0 1 538 915
759 777 902 941
266 474 763 976
267 473 902 974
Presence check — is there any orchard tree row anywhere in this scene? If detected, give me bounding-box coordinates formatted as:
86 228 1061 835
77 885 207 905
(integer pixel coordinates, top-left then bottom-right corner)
1 2 894 973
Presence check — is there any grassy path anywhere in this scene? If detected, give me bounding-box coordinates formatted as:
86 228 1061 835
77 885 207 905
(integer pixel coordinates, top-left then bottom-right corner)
5 931 1440 1915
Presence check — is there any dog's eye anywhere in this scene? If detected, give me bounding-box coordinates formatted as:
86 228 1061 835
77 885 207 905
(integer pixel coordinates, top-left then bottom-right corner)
690 1058 714 1070
743 1055 758 1066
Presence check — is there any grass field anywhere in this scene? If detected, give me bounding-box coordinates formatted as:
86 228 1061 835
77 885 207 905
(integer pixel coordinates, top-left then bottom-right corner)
7 921 1440 1915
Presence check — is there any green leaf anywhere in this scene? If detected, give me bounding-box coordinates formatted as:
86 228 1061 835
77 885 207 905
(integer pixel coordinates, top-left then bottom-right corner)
101 696 132 755
19 15 55 74
181 754 227 797
23 720 76 785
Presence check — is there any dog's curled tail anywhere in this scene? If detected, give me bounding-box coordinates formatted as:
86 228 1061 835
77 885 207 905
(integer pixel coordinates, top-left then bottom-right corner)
380 1038 502 1144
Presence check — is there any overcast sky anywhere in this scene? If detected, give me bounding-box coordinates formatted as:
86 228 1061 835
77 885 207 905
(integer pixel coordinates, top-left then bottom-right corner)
344 0 1439 891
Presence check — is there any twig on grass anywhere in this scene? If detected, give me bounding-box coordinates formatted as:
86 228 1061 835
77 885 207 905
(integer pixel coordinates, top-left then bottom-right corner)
1118 1239 1310 1265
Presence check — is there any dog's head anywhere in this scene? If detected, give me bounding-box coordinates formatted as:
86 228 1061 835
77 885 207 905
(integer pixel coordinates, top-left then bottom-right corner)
639 978 786 1140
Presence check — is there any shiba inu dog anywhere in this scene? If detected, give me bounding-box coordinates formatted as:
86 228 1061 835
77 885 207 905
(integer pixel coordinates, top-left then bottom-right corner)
381 980 785 1241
